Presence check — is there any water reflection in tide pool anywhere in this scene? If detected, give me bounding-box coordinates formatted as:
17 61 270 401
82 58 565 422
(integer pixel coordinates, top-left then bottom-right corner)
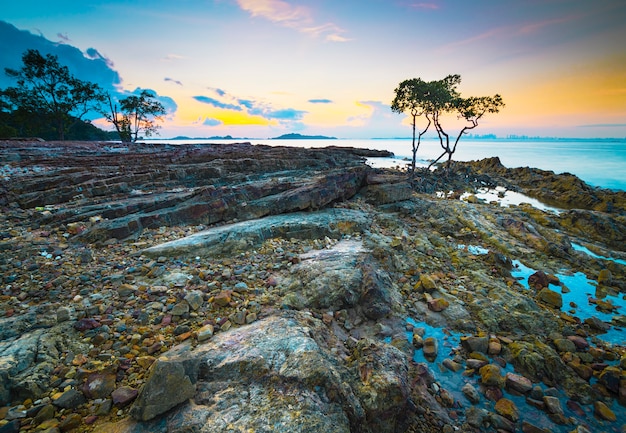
511 260 625 345
402 316 626 432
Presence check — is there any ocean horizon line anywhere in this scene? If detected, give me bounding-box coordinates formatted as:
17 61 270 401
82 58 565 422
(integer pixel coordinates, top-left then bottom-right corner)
152 136 626 142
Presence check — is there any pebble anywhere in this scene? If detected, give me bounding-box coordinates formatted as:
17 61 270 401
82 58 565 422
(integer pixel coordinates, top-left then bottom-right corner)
462 383 480 404
111 386 138 407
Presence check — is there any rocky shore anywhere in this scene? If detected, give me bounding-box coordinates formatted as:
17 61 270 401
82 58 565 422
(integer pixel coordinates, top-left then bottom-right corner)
0 140 625 432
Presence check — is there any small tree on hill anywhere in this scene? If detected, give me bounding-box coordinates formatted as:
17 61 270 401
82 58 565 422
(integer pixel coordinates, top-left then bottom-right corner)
105 90 165 143
3 49 105 140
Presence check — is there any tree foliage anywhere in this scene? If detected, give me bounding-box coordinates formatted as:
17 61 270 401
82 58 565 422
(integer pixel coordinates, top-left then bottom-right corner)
392 74 504 171
105 90 166 142
2 49 105 140
391 78 432 175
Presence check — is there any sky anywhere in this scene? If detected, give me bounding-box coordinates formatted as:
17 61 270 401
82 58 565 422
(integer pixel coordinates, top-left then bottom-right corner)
1 0 625 139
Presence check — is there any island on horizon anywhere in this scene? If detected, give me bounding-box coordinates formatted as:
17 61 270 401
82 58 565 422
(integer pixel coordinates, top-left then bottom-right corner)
271 133 337 140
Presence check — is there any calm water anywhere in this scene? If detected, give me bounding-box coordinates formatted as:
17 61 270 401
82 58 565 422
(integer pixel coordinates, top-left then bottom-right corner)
150 138 626 191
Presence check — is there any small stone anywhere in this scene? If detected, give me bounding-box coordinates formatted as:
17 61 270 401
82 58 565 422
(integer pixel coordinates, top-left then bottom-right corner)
552 338 576 353
466 358 488 370
52 389 86 409
597 269 612 285
488 337 502 355
466 406 489 428
245 312 257 324
462 383 480 404
94 398 113 416
461 336 489 354
584 316 610 331
83 372 116 399
170 301 190 316
537 288 562 308
566 335 589 350
427 297 449 312
495 397 519 421
422 337 438 362
490 413 515 432
111 386 138 407
505 372 533 394
479 364 503 387
56 307 72 323
412 333 423 349
521 421 549 433
593 400 616 421
0 420 20 433
528 271 549 289
542 395 563 415
197 324 214 342
419 274 437 291
230 310 247 325
136 356 156 368
598 366 621 394
32 404 55 424
59 413 82 432
214 290 232 307
438 359 459 373
184 290 204 311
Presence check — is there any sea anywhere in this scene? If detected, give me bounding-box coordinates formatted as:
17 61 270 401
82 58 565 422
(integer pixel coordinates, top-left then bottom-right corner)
148 138 626 192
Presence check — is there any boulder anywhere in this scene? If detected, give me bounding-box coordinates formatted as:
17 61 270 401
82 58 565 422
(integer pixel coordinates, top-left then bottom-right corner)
125 312 410 432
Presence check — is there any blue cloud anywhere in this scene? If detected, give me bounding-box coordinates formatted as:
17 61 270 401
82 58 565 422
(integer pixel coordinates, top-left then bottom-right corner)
0 21 177 118
308 98 333 104
238 99 254 109
165 77 183 86
265 108 306 120
203 118 222 126
193 95 242 111
211 88 226 97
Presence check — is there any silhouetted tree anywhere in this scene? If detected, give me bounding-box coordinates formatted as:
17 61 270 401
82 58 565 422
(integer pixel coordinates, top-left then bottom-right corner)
105 90 165 142
392 74 504 170
3 49 105 140
391 78 433 175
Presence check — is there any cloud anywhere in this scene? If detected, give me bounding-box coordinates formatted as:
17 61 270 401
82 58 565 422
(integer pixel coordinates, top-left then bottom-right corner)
165 77 183 86
194 87 307 126
193 96 242 111
0 21 123 92
203 118 223 126
519 15 578 35
161 53 185 61
57 32 70 42
309 98 333 104
236 0 349 42
263 108 305 121
0 21 178 121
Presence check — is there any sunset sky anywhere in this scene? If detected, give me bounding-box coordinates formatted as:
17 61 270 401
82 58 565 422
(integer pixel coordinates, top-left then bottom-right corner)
1 0 625 139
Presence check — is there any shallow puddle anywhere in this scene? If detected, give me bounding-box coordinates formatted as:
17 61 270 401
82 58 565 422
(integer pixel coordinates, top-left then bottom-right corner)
511 260 625 345
461 187 561 213
403 316 626 432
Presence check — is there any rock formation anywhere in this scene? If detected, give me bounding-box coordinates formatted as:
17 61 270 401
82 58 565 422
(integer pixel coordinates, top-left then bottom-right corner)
0 140 625 432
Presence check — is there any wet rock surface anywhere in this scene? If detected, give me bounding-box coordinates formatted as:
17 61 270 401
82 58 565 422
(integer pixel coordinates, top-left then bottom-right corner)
1 141 625 432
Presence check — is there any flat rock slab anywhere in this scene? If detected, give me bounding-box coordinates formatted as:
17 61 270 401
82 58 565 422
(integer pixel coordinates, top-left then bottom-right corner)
142 208 370 258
